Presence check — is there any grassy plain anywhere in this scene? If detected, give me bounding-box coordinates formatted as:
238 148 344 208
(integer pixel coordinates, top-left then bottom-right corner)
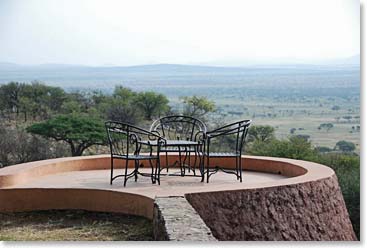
171 95 360 152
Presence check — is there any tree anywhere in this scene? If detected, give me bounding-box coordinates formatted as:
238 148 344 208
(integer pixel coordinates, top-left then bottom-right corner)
0 124 69 166
134 92 169 120
182 95 215 118
248 136 316 160
318 123 334 132
63 92 91 113
113 86 137 101
61 100 83 114
343 116 352 123
295 134 310 141
106 103 143 125
332 105 340 111
335 140 356 153
315 146 332 153
26 114 106 156
248 125 275 142
0 82 24 116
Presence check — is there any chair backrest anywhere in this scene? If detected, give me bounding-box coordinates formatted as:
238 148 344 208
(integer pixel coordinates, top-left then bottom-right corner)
150 115 207 142
207 120 252 154
105 121 160 157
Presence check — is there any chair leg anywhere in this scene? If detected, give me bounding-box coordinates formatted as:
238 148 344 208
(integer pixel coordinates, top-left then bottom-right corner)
239 156 243 183
199 153 204 182
134 160 138 182
149 159 155 184
110 157 114 185
123 159 129 187
206 156 210 183
156 159 161 185
193 150 197 176
179 147 184 176
188 151 191 173
236 157 239 180
165 152 169 172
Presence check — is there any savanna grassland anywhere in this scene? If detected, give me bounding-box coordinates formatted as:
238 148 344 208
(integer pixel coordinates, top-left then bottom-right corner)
212 95 360 151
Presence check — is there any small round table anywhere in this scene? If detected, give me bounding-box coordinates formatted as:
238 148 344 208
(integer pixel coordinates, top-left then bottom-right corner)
138 139 204 182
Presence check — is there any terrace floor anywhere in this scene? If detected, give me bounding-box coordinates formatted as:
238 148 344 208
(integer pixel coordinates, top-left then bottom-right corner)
8 168 287 198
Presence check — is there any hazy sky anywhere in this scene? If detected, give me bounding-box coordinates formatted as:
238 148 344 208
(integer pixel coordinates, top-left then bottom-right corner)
0 0 360 66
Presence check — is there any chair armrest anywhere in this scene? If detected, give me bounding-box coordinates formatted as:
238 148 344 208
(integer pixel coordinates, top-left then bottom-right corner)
194 130 207 144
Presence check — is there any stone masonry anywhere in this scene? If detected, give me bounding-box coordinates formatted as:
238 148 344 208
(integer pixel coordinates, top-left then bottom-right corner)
185 175 357 241
153 196 217 241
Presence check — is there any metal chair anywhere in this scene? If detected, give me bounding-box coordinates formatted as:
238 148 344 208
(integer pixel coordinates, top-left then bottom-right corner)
105 121 166 186
150 115 207 176
204 120 252 183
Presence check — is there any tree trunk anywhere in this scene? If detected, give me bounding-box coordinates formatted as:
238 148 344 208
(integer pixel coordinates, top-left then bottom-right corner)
71 143 88 156
23 111 27 122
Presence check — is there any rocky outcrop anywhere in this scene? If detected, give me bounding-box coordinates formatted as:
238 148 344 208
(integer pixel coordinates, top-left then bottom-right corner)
186 175 357 241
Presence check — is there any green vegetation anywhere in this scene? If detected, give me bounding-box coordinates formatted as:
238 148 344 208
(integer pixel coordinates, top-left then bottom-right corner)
0 124 69 166
0 82 214 159
0 210 152 241
182 95 216 118
248 125 275 142
26 114 106 156
318 123 334 132
134 91 169 120
335 140 356 153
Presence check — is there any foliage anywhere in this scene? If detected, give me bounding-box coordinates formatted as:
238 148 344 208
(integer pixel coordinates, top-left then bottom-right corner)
181 95 215 118
315 146 332 153
106 103 143 125
113 86 137 101
0 81 66 121
335 140 356 153
0 82 24 116
248 125 275 143
0 124 69 167
26 114 106 156
318 123 334 132
248 135 316 160
134 91 169 120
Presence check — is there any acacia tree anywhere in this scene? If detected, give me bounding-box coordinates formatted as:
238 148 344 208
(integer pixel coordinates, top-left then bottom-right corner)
26 114 106 156
335 140 356 153
248 125 275 142
318 123 334 132
134 92 169 120
182 95 215 118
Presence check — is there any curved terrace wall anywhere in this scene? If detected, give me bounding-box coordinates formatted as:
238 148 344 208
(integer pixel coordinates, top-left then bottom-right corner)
0 154 357 241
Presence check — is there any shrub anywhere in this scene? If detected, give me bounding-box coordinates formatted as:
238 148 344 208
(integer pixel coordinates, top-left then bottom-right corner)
0 125 69 167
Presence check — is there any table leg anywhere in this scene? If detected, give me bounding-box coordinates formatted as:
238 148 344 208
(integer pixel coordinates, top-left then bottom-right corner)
178 146 184 177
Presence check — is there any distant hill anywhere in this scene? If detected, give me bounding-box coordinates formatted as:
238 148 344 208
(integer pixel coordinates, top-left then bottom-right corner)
311 54 360 66
0 62 359 98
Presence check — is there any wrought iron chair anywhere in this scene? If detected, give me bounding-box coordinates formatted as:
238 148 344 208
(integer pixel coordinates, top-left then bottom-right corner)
204 120 252 183
105 121 166 186
150 115 207 176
